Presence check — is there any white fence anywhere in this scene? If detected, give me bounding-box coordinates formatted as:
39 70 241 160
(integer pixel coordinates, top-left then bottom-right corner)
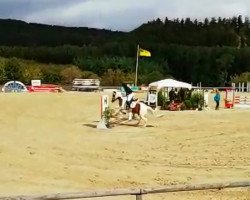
0 181 249 200
233 82 250 92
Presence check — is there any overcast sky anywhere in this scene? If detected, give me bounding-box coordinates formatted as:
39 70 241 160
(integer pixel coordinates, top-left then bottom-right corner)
0 0 249 31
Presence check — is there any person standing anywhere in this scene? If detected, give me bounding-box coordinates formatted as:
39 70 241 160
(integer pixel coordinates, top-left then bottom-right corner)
169 88 175 101
214 89 220 110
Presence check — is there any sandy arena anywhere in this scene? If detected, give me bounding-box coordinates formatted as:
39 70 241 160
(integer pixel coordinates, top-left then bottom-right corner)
0 92 249 199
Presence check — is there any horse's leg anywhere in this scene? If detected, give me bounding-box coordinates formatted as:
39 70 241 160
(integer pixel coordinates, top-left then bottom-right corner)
113 107 124 117
113 108 120 117
141 115 148 127
128 110 133 121
119 107 126 115
119 109 127 119
136 115 141 125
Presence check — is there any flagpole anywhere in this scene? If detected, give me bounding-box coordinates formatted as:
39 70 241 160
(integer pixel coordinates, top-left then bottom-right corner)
135 44 139 87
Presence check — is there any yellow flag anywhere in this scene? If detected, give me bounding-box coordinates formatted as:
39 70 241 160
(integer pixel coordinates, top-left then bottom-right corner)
139 48 151 57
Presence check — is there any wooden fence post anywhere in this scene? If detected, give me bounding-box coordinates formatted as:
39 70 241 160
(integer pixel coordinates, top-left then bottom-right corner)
136 189 143 200
136 194 142 200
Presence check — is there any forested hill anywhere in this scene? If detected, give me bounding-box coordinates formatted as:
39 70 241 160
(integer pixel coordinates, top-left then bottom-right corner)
1 16 250 47
0 16 250 86
132 16 250 47
0 19 124 46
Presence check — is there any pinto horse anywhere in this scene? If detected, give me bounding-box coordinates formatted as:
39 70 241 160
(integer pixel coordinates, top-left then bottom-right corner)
111 91 156 127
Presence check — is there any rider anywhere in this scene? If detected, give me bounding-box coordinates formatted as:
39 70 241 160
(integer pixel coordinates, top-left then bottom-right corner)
121 83 137 121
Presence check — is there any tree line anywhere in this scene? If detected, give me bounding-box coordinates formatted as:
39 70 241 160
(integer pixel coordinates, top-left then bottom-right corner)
0 57 138 86
0 16 250 86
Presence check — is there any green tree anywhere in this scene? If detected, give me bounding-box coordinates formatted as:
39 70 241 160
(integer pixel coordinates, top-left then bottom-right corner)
230 72 250 83
82 71 100 79
140 71 166 84
22 65 43 84
4 57 22 81
41 65 62 84
0 57 6 83
60 66 82 84
101 69 133 86
0 65 6 84
215 53 235 85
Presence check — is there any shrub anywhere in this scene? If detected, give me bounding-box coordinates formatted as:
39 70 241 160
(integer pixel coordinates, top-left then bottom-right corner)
101 69 133 86
102 107 114 128
190 91 204 109
184 99 192 110
158 91 169 109
82 71 100 79
230 72 250 83
60 65 82 84
41 65 62 83
4 57 22 81
22 65 43 84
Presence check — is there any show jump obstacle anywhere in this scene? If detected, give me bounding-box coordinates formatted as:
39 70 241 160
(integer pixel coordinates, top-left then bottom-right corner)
72 79 100 91
224 88 235 108
97 95 109 129
234 95 250 108
27 84 61 93
2 80 63 93
27 80 62 92
225 84 250 109
1 81 27 92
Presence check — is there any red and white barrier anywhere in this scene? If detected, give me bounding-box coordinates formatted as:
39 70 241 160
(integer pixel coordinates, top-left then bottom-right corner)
224 89 235 108
234 95 250 108
27 84 61 93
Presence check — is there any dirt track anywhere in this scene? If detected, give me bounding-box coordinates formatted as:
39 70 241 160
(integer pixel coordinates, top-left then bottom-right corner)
0 92 249 199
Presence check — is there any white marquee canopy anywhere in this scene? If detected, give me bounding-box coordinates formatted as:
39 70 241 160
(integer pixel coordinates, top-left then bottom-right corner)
149 78 192 90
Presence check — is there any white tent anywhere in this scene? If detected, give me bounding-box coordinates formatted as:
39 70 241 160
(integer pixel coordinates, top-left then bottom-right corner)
149 78 192 90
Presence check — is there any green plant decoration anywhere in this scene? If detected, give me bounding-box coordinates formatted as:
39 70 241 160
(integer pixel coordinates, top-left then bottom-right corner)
102 107 113 127
190 91 204 110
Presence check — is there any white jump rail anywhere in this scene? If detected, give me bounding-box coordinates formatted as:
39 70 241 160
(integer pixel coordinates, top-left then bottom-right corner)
234 95 250 108
0 181 249 200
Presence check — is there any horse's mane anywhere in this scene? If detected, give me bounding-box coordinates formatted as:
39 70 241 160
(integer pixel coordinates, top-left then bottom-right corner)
115 91 123 98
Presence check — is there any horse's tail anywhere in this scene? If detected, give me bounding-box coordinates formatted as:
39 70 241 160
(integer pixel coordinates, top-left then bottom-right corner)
147 106 156 117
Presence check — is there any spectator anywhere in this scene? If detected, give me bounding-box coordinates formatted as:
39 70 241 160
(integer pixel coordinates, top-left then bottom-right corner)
179 88 185 102
214 89 221 110
169 88 175 101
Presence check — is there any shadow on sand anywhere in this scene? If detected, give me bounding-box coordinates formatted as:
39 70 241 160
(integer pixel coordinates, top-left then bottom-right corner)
112 121 155 128
83 121 155 129
83 123 97 128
